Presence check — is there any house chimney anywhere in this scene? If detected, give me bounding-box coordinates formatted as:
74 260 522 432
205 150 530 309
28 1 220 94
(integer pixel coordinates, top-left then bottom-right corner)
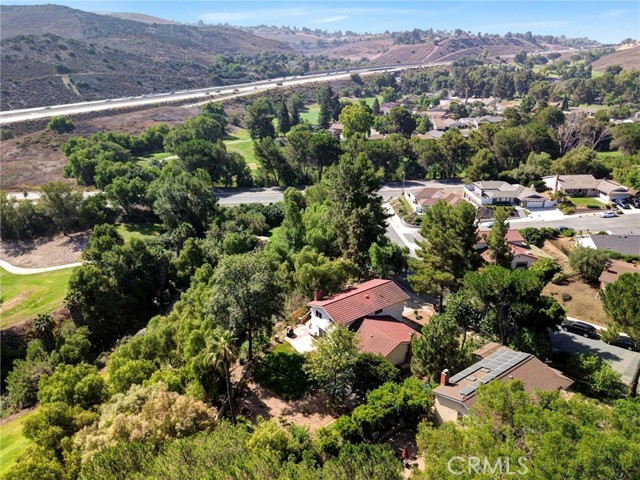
554 174 560 193
314 289 324 301
440 369 450 386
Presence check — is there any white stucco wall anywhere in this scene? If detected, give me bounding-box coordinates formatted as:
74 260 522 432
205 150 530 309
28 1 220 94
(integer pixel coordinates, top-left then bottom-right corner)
434 396 464 424
386 342 410 366
511 254 537 269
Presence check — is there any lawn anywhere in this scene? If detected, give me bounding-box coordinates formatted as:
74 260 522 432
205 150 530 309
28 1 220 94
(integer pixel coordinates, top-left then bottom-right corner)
0 267 75 329
223 128 258 169
0 410 35 476
137 151 173 167
254 343 310 400
116 223 163 242
568 197 606 207
300 104 320 125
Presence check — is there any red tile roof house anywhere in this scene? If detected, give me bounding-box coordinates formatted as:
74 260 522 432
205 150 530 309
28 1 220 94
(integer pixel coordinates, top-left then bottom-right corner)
405 188 467 214
305 279 420 366
433 344 573 424
476 229 543 269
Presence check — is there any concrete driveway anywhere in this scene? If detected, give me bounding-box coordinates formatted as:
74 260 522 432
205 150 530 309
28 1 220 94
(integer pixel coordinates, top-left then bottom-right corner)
550 330 640 384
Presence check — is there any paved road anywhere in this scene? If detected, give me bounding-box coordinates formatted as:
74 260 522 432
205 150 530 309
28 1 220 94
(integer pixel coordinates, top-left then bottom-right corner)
550 329 640 384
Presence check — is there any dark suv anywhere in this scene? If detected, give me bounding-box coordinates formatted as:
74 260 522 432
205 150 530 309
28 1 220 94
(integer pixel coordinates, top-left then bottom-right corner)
606 335 639 351
560 320 598 338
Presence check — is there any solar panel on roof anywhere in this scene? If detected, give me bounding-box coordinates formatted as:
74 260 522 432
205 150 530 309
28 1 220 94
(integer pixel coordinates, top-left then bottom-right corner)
454 349 531 398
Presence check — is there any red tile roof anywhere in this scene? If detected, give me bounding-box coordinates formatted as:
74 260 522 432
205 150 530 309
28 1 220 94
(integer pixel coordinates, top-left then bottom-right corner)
308 279 409 326
356 316 420 357
477 229 524 244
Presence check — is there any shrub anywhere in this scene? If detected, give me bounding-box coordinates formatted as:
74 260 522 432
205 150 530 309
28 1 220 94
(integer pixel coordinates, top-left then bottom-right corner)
561 293 572 302
551 271 570 284
569 246 610 283
529 258 562 282
47 116 75 134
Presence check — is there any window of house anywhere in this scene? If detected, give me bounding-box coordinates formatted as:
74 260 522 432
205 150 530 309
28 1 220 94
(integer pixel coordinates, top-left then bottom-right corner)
315 310 322 318
374 309 383 314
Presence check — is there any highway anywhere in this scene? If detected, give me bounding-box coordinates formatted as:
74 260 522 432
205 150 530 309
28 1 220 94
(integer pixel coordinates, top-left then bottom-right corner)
0 63 423 124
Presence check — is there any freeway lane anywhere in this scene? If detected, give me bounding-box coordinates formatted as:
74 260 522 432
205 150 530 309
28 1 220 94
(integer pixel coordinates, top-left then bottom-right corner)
0 47 580 124
0 64 419 124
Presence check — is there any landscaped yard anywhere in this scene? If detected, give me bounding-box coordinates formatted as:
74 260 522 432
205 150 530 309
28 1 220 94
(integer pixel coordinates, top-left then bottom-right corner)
568 196 605 208
254 342 310 401
0 267 75 329
116 223 163 242
0 409 35 476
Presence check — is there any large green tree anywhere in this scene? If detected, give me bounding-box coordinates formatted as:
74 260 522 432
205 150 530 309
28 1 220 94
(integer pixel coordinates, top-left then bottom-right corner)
40 182 83 235
486 207 513 268
304 325 360 407
411 311 464 381
247 98 276 140
322 153 388 270
338 102 374 138
207 252 283 361
152 170 219 235
409 201 478 309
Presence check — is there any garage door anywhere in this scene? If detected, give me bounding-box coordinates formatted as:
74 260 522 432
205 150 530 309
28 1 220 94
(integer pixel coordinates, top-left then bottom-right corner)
526 201 544 208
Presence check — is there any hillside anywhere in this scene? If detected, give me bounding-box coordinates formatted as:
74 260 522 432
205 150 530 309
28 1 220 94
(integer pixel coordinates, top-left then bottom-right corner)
592 44 640 71
0 5 291 109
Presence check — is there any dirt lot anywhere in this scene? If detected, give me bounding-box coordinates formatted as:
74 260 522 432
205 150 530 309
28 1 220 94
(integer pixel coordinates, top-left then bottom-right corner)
540 238 608 326
0 232 88 268
1 104 200 190
237 381 337 432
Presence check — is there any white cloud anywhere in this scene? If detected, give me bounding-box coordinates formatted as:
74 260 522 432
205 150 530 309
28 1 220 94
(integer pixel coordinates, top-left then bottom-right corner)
601 9 632 18
317 15 348 24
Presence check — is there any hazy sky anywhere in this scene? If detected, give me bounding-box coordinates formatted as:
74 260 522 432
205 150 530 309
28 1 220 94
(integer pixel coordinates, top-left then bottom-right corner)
7 1 640 44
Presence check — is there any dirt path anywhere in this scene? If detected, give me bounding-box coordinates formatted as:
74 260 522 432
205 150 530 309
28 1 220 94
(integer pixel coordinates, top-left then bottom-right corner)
0 232 87 270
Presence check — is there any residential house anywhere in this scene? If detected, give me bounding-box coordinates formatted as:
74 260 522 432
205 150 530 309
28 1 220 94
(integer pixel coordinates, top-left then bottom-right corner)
405 187 466 213
458 115 504 129
576 234 640 256
599 260 640 290
306 279 418 366
464 181 557 208
476 229 547 269
543 174 630 203
328 122 343 139
433 345 573 424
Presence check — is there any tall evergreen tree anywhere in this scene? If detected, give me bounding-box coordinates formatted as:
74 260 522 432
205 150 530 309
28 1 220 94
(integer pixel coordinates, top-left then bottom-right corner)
281 187 306 252
409 201 478 310
317 85 339 129
322 153 387 271
372 97 381 116
277 100 291 136
289 102 301 127
486 207 513 268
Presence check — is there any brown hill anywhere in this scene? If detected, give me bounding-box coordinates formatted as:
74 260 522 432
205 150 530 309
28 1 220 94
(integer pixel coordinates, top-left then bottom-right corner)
0 5 291 109
592 45 640 71
100 12 179 25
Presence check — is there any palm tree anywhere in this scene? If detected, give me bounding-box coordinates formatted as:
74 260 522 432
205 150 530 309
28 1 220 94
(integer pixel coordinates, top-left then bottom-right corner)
206 330 238 425
32 313 55 347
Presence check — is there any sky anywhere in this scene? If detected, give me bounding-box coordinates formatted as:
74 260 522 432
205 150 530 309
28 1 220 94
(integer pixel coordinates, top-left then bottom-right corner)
6 1 640 44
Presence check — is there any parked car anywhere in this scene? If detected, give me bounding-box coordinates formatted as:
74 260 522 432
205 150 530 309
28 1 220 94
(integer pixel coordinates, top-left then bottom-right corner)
629 197 640 208
605 335 639 351
615 199 630 210
560 320 598 338
600 211 617 218
557 226 571 232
